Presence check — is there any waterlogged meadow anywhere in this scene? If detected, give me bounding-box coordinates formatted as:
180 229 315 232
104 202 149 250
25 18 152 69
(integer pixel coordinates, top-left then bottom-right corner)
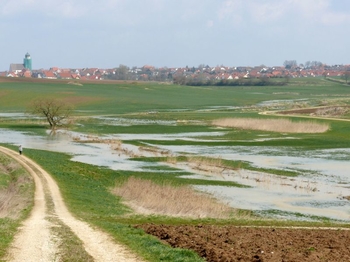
1 77 350 224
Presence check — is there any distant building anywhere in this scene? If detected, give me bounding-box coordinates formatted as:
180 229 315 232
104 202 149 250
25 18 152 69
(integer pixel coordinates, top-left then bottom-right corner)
9 63 24 74
9 53 32 74
23 52 32 70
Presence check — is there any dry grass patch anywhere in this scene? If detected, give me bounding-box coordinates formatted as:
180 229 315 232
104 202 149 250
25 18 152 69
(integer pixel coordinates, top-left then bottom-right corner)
0 176 32 219
139 146 170 155
165 156 241 179
109 139 123 150
0 159 33 219
212 118 329 133
111 177 234 218
186 156 235 175
187 156 224 168
166 156 178 164
342 195 350 201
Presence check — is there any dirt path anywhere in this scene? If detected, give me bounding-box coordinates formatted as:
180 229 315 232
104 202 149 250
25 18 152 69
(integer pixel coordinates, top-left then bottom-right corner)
0 146 143 262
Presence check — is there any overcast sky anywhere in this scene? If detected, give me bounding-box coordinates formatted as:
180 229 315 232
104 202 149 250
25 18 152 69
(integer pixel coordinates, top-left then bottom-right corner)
1 0 350 71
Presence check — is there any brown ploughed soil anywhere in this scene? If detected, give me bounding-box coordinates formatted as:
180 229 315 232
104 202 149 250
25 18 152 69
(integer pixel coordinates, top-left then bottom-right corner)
137 224 350 262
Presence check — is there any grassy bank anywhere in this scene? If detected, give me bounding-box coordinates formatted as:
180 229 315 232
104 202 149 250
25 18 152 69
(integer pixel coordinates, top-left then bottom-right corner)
0 151 34 260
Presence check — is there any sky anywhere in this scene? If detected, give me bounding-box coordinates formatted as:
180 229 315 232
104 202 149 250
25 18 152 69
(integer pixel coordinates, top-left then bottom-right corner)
1 0 350 71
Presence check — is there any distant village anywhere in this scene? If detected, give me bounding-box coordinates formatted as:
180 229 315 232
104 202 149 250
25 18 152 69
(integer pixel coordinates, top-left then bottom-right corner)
1 53 350 84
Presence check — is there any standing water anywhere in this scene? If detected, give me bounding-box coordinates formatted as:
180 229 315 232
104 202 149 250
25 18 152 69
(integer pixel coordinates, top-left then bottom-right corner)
0 126 349 221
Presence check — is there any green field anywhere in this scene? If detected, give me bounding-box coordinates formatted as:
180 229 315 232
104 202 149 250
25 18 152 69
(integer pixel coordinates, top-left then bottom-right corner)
1 77 350 141
0 77 349 114
2 77 350 147
1 77 350 260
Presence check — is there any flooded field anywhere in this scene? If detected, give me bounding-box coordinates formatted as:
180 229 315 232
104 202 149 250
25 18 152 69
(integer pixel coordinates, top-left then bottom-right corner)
1 114 349 222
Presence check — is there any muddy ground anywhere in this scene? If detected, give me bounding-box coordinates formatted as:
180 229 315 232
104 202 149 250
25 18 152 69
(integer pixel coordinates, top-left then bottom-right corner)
137 224 350 262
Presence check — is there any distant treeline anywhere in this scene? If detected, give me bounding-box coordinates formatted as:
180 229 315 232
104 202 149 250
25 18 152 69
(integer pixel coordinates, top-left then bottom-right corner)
173 76 290 86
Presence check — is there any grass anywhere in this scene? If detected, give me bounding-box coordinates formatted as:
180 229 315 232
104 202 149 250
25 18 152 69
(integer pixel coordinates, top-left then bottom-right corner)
1 145 349 260
124 118 350 149
16 148 348 259
21 148 206 261
1 78 350 259
50 219 94 262
2 77 350 150
0 151 34 260
0 77 349 115
22 149 349 230
257 209 343 223
22 154 95 262
0 219 20 261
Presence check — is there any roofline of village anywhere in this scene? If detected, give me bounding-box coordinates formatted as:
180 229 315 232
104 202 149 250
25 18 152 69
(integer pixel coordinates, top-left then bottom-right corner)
1 63 350 81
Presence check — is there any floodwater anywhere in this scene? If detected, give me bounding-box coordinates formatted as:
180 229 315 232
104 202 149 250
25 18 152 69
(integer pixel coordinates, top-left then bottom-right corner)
158 144 350 220
1 116 349 221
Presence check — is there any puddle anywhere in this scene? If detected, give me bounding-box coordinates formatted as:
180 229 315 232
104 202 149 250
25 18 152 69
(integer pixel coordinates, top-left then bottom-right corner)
196 106 241 112
257 98 309 107
195 182 349 221
0 129 154 171
0 128 349 221
0 113 27 118
106 131 227 142
253 137 299 142
0 113 36 119
93 116 178 126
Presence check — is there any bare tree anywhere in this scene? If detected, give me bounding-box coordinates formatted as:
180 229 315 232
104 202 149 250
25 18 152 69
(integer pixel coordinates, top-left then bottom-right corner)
29 98 73 130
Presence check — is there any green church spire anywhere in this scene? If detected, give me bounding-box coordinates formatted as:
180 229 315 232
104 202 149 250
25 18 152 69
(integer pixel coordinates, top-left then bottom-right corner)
23 52 32 70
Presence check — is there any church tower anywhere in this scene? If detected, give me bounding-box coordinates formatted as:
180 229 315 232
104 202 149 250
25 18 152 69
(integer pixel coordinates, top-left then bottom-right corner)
23 52 32 70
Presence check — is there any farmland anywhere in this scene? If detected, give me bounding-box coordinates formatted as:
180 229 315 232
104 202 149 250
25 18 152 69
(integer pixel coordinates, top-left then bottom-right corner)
0 76 350 261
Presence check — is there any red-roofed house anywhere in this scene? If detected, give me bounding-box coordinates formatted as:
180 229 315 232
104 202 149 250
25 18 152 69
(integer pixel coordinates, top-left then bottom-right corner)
42 70 57 79
58 71 73 79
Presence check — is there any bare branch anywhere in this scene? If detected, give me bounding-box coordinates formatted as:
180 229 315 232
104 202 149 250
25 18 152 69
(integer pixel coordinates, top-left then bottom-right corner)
29 98 74 130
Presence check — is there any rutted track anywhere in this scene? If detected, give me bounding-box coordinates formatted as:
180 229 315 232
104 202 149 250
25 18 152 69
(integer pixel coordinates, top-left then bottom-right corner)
0 146 142 262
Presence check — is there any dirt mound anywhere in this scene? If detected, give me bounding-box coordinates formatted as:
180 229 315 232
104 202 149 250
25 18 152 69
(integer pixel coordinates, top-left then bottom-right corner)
137 224 350 262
